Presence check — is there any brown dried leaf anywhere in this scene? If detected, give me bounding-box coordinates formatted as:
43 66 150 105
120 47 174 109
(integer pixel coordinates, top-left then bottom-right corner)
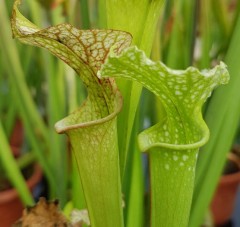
14 197 71 227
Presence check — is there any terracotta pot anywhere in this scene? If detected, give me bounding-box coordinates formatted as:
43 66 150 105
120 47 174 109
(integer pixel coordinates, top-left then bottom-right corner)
211 150 240 225
9 119 24 150
10 146 21 159
9 119 24 159
0 165 42 227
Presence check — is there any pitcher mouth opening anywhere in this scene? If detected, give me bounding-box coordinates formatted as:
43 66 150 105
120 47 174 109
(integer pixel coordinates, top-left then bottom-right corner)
55 91 123 134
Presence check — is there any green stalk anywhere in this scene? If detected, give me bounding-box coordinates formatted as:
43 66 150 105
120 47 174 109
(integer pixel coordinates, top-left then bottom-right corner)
52 5 65 24
106 2 165 226
0 121 34 205
182 0 197 66
106 0 165 180
0 0 56 194
66 0 77 24
44 55 68 205
190 12 240 227
150 148 198 227
3 93 17 137
165 0 184 68
231 1 240 36
211 0 229 40
97 0 107 28
166 0 197 68
151 21 162 61
0 0 48 152
99 46 229 227
124 111 144 227
0 43 16 137
79 0 91 28
199 0 212 69
26 0 42 26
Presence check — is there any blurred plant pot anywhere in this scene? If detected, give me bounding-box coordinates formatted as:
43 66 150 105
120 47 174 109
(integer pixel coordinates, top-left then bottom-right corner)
0 164 42 227
10 119 24 157
211 146 240 225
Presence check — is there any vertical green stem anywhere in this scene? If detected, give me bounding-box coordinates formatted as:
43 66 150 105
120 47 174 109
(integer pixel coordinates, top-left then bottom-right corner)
0 0 48 143
3 93 17 137
211 0 229 40
0 0 56 195
166 0 197 68
124 111 144 227
183 0 197 66
106 0 165 180
150 148 198 227
45 56 67 205
0 121 34 205
98 0 107 28
79 0 91 28
199 0 212 69
165 1 184 68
